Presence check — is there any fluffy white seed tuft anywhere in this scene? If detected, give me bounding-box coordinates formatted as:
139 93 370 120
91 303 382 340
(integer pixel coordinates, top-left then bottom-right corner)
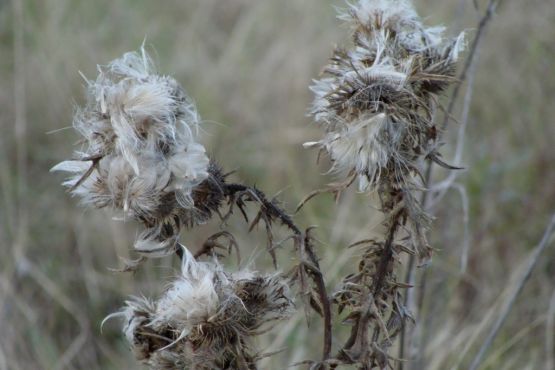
52 47 210 255
307 0 465 192
110 248 294 369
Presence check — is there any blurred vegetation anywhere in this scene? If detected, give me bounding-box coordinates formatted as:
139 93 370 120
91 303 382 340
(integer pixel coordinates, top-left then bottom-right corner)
0 0 554 369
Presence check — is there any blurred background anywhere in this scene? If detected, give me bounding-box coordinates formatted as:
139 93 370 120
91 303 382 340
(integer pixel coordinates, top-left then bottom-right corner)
1 0 554 369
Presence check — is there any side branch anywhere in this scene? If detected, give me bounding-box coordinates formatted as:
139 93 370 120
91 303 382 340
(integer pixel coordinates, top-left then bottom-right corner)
224 183 333 361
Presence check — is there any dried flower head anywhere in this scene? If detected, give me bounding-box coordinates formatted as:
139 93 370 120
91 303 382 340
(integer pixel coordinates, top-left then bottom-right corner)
52 48 213 255
110 249 293 369
306 0 464 258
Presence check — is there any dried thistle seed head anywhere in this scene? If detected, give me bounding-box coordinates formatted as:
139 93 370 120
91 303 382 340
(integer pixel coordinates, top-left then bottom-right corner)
306 0 464 260
52 47 212 255
112 249 294 369
307 0 465 193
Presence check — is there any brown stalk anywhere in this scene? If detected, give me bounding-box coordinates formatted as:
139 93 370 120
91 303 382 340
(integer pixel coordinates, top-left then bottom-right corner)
304 229 333 361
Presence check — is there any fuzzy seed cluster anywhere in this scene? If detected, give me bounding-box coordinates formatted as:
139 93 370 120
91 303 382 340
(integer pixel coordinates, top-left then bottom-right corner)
113 250 293 369
52 49 210 255
307 0 464 193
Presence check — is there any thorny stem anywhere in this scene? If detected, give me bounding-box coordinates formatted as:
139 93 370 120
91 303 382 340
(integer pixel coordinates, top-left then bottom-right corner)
224 183 333 361
398 0 502 367
340 209 402 359
224 183 302 235
372 213 401 296
170 177 333 363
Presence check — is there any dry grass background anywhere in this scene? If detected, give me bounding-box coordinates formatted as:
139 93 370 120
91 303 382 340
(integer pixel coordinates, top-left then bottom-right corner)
1 0 554 369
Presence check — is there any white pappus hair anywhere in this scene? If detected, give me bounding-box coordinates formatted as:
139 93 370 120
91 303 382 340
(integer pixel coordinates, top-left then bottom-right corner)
51 47 210 255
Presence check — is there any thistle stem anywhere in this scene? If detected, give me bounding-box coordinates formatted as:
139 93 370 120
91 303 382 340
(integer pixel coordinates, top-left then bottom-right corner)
224 183 333 361
340 210 402 359
304 231 333 360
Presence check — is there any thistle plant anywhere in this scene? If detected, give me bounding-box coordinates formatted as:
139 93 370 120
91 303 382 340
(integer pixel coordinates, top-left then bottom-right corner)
303 0 464 367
